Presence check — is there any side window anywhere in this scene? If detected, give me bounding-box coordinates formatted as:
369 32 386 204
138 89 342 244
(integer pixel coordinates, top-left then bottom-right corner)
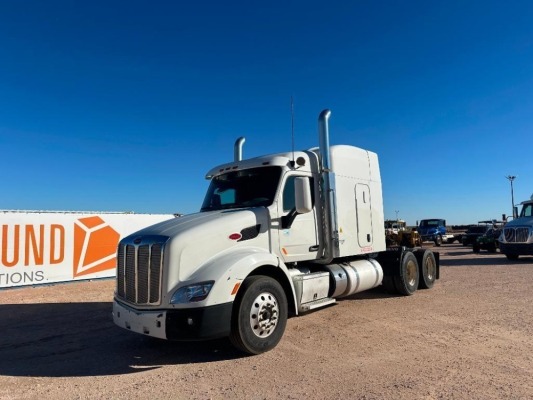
282 176 296 212
282 176 314 212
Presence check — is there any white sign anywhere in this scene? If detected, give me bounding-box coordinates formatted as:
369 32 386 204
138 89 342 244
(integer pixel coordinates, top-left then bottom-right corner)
0 211 176 288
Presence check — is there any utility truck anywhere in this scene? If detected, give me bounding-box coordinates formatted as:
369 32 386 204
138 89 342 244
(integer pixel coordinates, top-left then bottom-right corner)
112 109 440 354
499 194 533 260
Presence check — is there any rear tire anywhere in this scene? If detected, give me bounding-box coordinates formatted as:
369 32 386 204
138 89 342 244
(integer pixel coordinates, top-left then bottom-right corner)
434 235 442 247
415 249 436 289
473 244 480 253
393 251 419 295
230 276 287 355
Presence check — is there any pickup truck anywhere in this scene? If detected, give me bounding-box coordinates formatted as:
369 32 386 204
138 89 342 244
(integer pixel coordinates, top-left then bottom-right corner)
461 225 491 246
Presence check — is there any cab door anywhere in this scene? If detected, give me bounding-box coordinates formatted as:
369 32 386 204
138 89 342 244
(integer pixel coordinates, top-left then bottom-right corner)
355 183 373 247
277 175 319 262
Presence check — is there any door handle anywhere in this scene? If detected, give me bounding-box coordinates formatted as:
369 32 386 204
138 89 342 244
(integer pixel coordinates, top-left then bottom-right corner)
309 245 319 252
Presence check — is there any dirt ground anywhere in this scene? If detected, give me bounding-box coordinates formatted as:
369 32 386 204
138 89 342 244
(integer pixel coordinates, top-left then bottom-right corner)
1 244 532 400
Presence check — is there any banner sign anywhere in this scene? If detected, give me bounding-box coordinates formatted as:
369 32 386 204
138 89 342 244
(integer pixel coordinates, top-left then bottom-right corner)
0 211 176 288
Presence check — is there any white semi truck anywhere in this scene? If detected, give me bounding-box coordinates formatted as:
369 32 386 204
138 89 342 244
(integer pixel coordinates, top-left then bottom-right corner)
112 109 440 354
498 194 533 260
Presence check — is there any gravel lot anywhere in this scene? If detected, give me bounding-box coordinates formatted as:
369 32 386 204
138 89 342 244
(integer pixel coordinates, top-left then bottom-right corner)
1 244 532 400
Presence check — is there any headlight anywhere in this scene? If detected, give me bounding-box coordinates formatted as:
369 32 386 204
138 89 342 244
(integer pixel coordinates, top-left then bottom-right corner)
170 281 214 304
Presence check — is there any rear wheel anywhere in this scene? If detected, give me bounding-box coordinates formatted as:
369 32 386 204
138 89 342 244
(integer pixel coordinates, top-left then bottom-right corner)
393 251 419 295
434 235 442 247
415 249 436 289
230 276 287 354
473 243 480 253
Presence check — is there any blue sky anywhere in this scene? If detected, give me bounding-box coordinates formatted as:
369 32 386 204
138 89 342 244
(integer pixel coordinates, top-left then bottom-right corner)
1 1 532 225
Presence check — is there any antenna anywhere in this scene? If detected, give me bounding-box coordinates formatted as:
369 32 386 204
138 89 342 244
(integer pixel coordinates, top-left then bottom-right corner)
291 96 295 167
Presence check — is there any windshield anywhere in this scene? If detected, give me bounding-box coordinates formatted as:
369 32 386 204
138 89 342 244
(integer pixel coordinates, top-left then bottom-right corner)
201 166 282 211
420 220 441 227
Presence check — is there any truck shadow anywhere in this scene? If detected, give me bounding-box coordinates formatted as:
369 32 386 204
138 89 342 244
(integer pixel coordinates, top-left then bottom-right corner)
0 302 243 378
335 286 406 302
440 254 533 267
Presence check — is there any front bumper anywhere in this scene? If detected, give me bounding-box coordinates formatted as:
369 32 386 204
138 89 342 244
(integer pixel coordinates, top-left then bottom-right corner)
420 234 437 241
462 235 482 246
499 242 533 256
113 299 233 341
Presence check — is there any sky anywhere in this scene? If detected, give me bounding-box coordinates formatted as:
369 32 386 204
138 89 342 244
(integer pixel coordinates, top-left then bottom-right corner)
1 0 532 226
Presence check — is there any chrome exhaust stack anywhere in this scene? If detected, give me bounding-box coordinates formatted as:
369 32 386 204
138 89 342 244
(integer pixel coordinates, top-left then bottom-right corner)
234 137 246 162
318 109 340 263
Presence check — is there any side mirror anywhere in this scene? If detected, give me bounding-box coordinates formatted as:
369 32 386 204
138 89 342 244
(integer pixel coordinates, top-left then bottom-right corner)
294 177 312 214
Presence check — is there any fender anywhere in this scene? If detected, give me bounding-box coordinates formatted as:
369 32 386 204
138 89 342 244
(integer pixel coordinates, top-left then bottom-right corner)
168 246 299 313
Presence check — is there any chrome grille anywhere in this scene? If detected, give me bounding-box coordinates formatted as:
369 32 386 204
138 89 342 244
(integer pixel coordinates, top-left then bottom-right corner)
116 236 168 305
503 227 531 243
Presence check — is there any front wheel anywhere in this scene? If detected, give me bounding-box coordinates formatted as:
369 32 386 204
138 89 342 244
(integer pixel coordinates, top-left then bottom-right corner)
434 235 442 247
230 275 288 354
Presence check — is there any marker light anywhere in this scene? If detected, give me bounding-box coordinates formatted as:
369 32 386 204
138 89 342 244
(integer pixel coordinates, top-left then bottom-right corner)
229 233 242 241
170 281 214 304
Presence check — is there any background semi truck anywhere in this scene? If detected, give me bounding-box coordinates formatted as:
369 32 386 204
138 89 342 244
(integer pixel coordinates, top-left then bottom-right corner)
499 194 533 260
417 219 454 246
112 109 440 354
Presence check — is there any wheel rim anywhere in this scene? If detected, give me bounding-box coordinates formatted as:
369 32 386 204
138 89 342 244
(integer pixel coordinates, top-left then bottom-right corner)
249 291 279 339
425 257 435 281
406 259 418 287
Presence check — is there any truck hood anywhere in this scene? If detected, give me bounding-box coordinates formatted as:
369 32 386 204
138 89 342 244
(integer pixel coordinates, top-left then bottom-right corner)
505 217 533 227
418 227 437 235
127 207 271 289
132 208 266 237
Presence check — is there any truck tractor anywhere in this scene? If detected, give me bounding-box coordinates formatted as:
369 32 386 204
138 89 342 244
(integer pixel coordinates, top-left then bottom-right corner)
498 194 533 260
417 219 454 246
112 109 440 354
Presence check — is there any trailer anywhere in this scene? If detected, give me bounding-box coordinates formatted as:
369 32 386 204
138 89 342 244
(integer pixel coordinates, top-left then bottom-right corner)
112 109 440 354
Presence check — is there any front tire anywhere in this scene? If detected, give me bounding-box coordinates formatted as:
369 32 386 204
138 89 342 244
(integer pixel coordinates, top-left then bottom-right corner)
434 235 442 247
230 275 288 355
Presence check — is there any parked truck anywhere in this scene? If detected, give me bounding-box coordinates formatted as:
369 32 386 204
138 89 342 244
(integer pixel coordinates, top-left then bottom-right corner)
112 109 440 354
417 219 455 246
498 194 533 260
